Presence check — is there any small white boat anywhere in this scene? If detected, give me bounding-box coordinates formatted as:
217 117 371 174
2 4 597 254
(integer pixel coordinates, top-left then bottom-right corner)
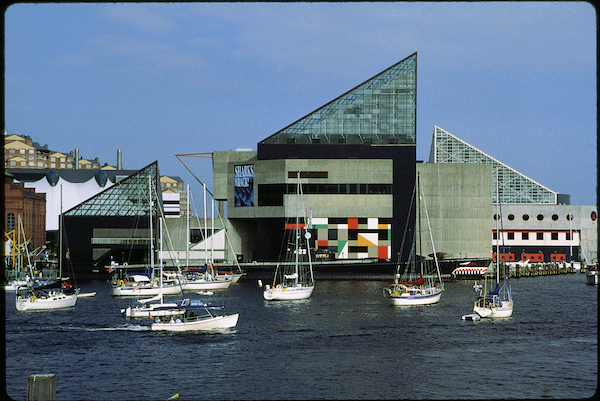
384 174 444 306
263 283 314 301
461 313 480 321
385 278 443 306
16 284 79 311
586 267 598 285
77 292 96 297
151 300 238 332
111 274 182 296
121 298 185 318
180 273 232 291
262 173 315 301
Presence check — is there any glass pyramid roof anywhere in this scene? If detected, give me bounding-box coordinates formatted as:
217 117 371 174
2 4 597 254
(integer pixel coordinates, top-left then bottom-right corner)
429 126 557 204
64 161 162 216
260 53 416 145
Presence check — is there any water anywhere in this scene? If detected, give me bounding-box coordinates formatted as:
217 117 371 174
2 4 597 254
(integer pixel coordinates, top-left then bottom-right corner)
5 273 597 400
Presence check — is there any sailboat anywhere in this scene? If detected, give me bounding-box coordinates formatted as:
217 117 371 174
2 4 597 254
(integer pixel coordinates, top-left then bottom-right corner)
121 217 186 317
471 171 513 318
16 186 79 311
111 175 182 297
263 172 315 301
4 216 35 291
384 173 444 306
179 183 232 291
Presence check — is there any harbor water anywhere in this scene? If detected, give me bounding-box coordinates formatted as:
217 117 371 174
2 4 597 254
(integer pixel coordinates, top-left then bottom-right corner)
4 272 597 400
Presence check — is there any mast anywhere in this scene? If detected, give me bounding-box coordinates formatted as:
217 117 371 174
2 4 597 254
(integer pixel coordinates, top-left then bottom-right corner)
149 175 154 274
421 180 442 283
295 172 300 278
495 169 500 285
59 184 63 280
417 173 423 277
203 183 208 267
159 216 164 303
186 184 190 268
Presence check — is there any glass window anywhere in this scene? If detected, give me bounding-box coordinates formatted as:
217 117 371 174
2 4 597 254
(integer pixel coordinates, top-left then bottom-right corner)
522 232 529 240
551 232 558 240
537 214 544 221
6 213 15 232
523 214 529 221
537 232 544 240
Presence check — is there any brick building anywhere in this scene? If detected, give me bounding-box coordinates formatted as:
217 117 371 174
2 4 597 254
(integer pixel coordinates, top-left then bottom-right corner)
4 172 46 251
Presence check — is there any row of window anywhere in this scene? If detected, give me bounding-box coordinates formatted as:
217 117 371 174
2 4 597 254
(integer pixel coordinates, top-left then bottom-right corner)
258 183 392 206
494 232 575 241
494 213 575 221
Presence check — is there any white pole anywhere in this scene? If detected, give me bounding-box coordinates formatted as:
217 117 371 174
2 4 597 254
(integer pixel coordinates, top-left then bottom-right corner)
211 197 215 264
203 183 208 266
186 184 190 269
149 176 154 273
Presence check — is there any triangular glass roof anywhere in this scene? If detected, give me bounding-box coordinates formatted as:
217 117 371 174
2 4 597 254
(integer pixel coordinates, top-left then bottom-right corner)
260 53 417 145
64 161 162 216
429 126 557 204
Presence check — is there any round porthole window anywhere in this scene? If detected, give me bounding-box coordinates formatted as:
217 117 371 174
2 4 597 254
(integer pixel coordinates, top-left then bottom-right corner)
508 214 514 221
493 214 499 220
522 214 529 221
537 214 544 221
552 214 558 221
566 214 573 221
591 211 597 221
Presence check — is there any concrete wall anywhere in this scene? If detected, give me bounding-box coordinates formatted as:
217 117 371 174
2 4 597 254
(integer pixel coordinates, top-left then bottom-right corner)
417 163 493 260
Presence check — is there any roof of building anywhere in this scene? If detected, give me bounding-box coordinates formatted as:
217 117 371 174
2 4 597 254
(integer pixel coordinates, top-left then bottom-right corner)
6 168 139 185
259 52 417 146
429 125 558 204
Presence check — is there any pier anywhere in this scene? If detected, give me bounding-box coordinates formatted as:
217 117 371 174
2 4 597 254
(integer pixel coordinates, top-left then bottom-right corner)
506 262 578 278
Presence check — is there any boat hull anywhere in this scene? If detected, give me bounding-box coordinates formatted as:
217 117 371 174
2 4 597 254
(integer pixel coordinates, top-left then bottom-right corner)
389 287 443 306
111 284 182 297
586 270 598 285
474 302 514 318
16 291 78 311
263 285 314 301
181 280 232 291
151 313 239 331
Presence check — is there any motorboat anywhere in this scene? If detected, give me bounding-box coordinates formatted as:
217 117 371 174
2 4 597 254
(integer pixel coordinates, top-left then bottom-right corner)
151 299 238 331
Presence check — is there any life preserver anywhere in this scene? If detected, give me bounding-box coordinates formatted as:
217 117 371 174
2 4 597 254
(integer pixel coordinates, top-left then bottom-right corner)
118 280 125 286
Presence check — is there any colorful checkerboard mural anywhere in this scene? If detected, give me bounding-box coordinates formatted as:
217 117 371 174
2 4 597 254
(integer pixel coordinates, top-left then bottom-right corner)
311 217 391 260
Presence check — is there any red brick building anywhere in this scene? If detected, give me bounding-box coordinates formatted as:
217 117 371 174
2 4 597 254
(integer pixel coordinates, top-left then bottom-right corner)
4 173 46 251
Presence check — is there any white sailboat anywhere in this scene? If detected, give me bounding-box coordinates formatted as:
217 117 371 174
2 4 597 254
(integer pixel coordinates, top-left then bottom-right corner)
121 218 185 317
179 183 232 291
384 173 444 306
16 186 79 311
262 172 315 301
111 175 182 297
471 171 513 318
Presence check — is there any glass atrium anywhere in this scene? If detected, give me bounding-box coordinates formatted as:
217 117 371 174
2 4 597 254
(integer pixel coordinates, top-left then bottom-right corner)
64 162 162 217
429 126 557 204
260 53 417 146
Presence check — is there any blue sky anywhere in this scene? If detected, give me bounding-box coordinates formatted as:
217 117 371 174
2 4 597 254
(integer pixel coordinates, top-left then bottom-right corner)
4 2 597 205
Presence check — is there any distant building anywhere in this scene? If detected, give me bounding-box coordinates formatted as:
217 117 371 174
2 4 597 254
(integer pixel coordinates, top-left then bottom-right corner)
4 172 46 251
4 133 101 170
